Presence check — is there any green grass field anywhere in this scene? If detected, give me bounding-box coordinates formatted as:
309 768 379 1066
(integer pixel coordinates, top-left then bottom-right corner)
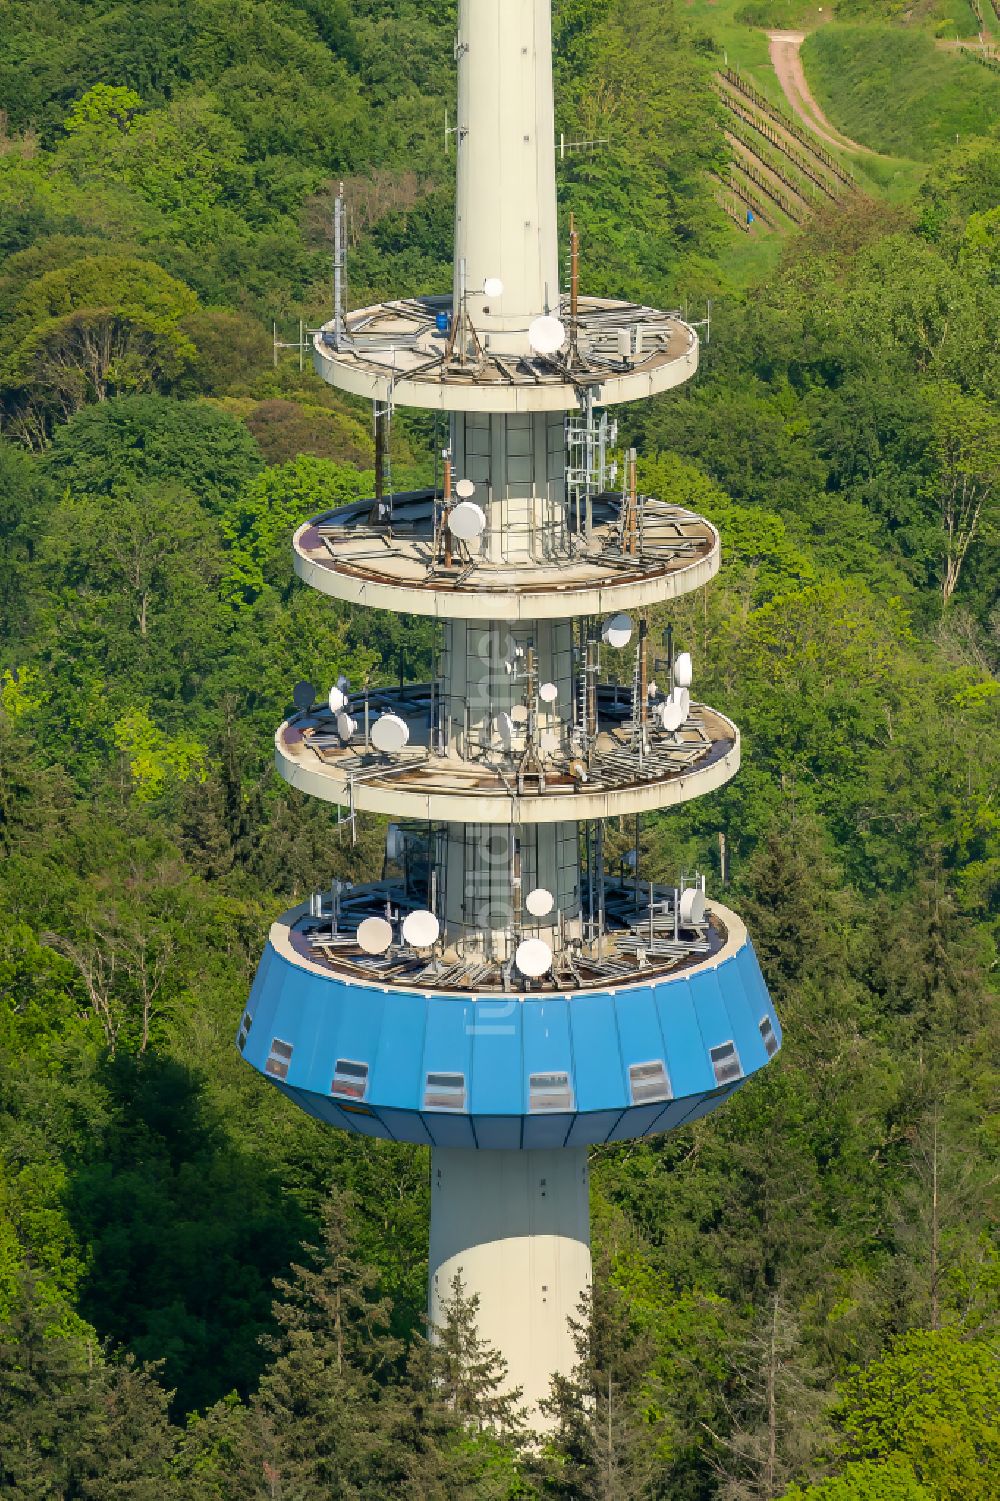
801 25 1000 158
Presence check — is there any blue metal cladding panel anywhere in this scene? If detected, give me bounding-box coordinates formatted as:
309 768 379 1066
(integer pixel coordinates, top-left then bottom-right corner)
736 944 783 1047
654 978 718 1101
521 997 576 1149
563 993 627 1146
421 997 477 1147
569 993 627 1112
240 929 781 1148
373 990 433 1145
718 957 770 1076
470 995 524 1149
238 944 274 1043
688 968 741 1063
309 976 390 1139
606 986 673 1141
241 951 287 1075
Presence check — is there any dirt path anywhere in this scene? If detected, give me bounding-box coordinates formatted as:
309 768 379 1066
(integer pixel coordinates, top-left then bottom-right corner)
767 30 874 156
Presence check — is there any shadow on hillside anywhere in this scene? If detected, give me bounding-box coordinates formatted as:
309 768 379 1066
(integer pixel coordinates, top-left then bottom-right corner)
64 1052 313 1416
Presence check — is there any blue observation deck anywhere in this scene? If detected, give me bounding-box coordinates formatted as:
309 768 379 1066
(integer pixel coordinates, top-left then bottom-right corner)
238 903 781 1150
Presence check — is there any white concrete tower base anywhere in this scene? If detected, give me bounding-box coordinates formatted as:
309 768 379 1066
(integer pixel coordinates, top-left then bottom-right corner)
429 1147 592 1425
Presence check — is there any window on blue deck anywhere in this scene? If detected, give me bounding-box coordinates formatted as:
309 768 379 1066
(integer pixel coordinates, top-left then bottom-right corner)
629 1059 671 1104
331 1059 369 1101
265 1038 293 1080
424 1072 467 1111
529 1072 573 1112
709 1041 743 1087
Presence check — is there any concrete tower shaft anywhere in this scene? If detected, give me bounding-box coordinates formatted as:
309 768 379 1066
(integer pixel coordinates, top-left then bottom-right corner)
454 0 560 352
451 409 566 562
441 821 582 960
429 1149 590 1418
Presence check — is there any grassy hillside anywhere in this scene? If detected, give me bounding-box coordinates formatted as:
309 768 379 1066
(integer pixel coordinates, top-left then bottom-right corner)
802 24 1000 157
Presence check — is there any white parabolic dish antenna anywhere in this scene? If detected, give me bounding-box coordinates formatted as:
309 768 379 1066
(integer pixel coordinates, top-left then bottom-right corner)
336 711 357 741
528 315 566 355
385 823 403 861
679 887 706 925
328 684 347 713
371 713 410 754
516 937 553 978
670 685 691 719
449 500 487 541
674 652 693 688
402 909 440 948
525 887 555 918
483 275 504 299
539 681 558 703
357 917 393 955
455 478 476 500
602 613 633 649
660 698 686 733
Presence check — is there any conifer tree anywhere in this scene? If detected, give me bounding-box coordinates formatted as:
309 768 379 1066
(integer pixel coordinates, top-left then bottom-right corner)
535 1267 666 1501
0 1273 93 1497
220 1185 402 1499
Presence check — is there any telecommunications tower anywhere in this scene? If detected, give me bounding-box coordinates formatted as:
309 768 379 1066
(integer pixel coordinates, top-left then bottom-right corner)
240 0 781 1420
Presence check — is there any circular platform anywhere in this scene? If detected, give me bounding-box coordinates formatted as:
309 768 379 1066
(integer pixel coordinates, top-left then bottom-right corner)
236 900 781 1149
294 489 720 621
275 686 739 825
313 296 699 412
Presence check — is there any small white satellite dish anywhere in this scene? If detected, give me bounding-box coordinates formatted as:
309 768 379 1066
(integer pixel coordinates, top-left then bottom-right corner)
540 730 560 753
329 684 347 714
516 937 553 978
494 712 514 749
510 704 529 725
670 686 690 719
336 711 357 741
371 713 409 754
660 698 686 733
449 501 487 541
454 478 476 500
674 652 693 688
386 824 403 861
293 681 316 711
525 887 554 918
527 315 566 355
483 275 504 299
357 917 393 955
402 909 440 948
539 681 558 704
679 887 706 926
602 613 633 649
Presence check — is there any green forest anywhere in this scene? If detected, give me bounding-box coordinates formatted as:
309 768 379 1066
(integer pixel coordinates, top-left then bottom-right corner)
0 0 997 1496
